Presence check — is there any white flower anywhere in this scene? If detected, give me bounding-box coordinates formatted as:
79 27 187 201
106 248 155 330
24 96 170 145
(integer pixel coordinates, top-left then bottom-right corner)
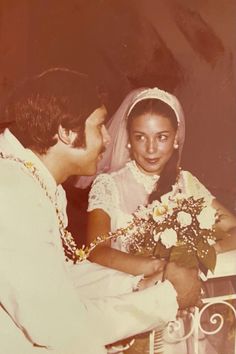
153 205 168 222
160 228 178 248
153 205 166 216
197 206 216 229
177 211 192 227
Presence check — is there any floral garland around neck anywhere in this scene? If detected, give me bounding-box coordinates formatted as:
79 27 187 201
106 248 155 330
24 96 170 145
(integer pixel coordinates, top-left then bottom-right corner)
0 152 79 263
0 152 123 263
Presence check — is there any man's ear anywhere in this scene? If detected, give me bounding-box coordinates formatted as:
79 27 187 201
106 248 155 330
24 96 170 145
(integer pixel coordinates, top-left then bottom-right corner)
58 125 77 146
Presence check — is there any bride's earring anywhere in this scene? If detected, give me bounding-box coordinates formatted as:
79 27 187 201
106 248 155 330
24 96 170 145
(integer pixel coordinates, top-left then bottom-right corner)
126 142 132 161
173 142 179 149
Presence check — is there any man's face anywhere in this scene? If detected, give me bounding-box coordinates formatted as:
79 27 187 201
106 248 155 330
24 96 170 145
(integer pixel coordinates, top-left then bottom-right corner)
70 106 110 176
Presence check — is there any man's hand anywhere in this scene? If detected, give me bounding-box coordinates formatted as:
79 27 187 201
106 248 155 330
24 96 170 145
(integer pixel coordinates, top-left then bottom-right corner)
164 262 202 310
135 256 166 276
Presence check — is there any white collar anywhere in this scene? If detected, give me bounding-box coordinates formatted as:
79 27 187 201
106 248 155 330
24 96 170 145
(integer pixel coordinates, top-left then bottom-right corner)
0 129 58 196
127 160 159 194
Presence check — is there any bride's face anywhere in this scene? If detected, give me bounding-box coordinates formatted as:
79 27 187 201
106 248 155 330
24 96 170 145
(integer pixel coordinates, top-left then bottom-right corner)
129 113 177 175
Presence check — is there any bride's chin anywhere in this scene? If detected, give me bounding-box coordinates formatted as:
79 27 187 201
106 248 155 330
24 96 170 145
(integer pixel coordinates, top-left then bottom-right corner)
137 163 162 176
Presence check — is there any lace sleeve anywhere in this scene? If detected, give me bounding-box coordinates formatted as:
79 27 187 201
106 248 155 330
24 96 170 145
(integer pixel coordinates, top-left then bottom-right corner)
181 171 214 204
88 173 119 218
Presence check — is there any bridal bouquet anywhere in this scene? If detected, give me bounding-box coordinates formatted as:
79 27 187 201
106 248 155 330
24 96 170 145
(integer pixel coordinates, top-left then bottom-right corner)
123 196 223 273
76 195 225 273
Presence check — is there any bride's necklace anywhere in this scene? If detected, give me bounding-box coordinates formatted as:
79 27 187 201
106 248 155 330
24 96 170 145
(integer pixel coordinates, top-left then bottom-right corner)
0 152 79 263
128 160 160 194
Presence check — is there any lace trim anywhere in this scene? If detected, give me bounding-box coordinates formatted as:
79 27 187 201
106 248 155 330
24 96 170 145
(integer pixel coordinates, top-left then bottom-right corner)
128 160 159 194
88 173 120 218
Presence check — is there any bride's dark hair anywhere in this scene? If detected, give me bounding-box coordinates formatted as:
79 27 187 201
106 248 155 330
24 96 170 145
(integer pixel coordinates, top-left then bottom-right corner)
127 98 179 202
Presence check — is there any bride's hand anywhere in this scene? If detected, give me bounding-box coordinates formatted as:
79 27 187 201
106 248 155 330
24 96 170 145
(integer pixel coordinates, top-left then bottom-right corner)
163 262 202 310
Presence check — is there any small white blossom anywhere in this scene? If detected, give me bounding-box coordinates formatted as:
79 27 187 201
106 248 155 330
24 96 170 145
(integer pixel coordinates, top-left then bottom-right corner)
197 206 216 229
160 228 178 248
153 231 161 242
177 211 192 227
207 238 216 246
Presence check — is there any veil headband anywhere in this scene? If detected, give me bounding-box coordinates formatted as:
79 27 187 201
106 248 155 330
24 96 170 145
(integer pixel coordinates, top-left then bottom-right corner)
127 88 183 126
76 87 185 188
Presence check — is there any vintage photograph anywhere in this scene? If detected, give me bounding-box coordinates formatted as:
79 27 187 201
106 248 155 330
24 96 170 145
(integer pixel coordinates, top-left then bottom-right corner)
0 1 235 353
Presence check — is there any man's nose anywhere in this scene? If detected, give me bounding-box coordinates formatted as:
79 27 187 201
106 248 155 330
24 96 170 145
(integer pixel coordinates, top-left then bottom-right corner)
101 125 111 147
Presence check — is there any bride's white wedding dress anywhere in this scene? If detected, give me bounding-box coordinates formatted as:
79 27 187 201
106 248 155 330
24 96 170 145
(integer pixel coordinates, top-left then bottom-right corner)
88 160 220 354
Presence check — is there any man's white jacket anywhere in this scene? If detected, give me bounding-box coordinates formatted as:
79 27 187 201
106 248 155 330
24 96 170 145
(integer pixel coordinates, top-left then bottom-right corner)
0 129 178 354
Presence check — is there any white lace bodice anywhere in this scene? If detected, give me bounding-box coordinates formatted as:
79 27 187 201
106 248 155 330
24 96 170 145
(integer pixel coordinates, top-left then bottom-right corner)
88 171 128 228
128 160 160 194
88 162 158 231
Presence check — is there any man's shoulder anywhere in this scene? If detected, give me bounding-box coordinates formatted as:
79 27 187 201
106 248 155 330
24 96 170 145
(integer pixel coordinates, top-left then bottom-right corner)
0 159 41 197
0 159 55 224
0 158 30 182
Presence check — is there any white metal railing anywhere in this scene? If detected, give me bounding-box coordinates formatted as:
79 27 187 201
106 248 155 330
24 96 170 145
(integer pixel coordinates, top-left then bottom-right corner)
107 250 236 354
155 249 236 354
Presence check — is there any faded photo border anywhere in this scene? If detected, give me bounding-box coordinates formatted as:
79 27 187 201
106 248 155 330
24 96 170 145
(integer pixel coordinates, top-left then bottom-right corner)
0 1 235 353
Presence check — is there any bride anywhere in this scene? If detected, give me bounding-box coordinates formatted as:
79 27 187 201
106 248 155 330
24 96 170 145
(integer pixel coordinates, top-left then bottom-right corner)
85 87 236 353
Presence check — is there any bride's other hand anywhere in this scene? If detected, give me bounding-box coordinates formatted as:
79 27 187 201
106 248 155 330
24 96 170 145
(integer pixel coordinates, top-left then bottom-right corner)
164 262 201 310
211 199 236 254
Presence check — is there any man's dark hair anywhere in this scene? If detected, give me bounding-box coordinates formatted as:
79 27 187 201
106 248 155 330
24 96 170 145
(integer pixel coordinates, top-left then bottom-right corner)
1 68 101 153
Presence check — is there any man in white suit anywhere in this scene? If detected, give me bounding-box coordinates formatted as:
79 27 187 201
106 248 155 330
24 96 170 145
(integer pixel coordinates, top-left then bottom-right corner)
0 68 200 354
